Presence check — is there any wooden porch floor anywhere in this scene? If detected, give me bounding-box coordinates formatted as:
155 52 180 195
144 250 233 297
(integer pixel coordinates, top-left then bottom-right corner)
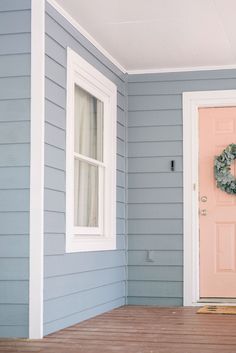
1 306 236 352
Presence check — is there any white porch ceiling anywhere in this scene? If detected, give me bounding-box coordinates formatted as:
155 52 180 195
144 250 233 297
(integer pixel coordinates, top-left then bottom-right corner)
52 0 236 72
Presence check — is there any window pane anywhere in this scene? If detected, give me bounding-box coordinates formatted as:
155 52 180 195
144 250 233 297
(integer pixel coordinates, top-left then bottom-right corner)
74 158 99 227
74 85 103 161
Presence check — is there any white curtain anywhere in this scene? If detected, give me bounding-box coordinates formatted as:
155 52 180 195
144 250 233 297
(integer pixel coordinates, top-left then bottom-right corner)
74 86 102 227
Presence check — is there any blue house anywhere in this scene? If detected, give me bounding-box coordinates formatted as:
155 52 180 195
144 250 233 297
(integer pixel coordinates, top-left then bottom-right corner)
1 0 236 342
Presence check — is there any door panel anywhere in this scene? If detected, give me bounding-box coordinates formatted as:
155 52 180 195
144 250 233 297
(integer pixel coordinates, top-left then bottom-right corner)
199 107 236 298
216 223 235 272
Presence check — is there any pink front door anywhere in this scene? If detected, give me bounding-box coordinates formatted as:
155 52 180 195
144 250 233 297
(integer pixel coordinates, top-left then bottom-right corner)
199 107 236 298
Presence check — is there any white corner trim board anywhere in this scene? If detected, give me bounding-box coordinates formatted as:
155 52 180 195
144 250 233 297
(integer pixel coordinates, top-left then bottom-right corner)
29 0 45 339
183 90 236 307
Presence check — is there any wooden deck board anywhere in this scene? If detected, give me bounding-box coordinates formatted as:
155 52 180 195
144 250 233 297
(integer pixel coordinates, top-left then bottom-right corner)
1 306 236 352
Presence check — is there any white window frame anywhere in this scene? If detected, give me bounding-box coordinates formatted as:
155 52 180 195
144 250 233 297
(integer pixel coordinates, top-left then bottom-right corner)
66 48 117 252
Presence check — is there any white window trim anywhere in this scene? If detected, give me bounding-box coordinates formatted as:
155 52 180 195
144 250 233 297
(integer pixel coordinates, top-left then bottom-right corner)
183 90 236 307
66 48 117 252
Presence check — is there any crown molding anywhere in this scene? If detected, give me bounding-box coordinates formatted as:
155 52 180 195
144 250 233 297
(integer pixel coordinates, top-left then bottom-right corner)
127 64 236 75
47 0 126 74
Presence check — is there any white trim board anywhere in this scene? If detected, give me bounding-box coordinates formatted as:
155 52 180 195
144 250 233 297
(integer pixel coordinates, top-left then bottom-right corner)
128 64 236 75
183 90 236 307
29 0 45 339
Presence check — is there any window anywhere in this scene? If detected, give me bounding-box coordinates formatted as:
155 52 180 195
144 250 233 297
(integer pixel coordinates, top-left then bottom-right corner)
66 48 117 252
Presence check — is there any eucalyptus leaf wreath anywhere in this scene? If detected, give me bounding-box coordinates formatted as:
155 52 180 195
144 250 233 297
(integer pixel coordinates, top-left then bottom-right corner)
214 143 236 194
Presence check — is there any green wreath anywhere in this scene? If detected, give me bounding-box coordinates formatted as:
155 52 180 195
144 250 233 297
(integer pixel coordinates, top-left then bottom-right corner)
214 143 236 194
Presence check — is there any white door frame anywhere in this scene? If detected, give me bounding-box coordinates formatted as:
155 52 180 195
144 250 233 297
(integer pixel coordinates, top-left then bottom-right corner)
183 90 236 306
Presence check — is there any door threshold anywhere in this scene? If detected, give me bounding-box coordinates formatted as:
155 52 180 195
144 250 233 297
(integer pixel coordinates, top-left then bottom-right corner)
198 298 236 304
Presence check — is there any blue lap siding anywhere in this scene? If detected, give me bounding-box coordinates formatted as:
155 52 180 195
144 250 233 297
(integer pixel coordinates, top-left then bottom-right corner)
127 69 236 306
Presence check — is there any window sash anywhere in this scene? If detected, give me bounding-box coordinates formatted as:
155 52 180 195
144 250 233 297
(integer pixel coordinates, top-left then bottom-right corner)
73 84 105 234
74 84 104 162
73 155 105 235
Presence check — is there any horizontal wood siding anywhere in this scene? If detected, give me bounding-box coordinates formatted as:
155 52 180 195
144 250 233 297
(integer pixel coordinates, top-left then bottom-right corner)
44 2 127 335
0 0 31 338
127 69 236 305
